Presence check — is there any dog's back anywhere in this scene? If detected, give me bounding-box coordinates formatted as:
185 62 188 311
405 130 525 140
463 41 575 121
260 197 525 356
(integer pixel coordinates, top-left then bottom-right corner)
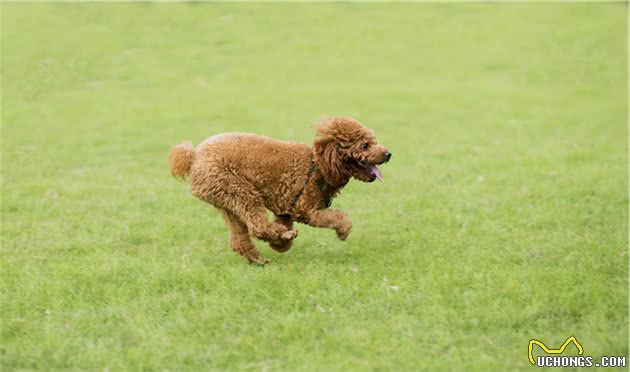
170 133 312 213
194 133 310 185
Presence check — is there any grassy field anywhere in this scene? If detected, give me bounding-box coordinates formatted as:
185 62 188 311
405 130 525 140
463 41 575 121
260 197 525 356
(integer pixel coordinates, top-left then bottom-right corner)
1 2 628 371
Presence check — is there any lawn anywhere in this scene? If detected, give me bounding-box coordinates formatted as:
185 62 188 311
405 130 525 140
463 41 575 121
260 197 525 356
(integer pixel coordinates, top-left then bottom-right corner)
1 2 627 371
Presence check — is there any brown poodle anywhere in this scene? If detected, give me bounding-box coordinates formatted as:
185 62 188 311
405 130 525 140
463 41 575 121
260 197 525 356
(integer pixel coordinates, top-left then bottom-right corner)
168 117 391 265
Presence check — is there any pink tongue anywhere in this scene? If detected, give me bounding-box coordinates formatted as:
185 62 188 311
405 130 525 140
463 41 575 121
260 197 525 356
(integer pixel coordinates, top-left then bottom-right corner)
370 165 383 181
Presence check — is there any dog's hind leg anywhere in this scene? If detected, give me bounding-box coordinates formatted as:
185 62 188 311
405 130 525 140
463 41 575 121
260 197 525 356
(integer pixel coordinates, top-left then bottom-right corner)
197 174 297 254
237 205 297 246
221 209 269 265
217 187 297 246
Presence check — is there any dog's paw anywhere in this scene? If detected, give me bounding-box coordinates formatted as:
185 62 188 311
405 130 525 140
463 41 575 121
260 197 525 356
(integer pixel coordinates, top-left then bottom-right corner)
270 239 293 253
281 229 298 240
337 229 351 241
248 256 271 266
336 221 352 241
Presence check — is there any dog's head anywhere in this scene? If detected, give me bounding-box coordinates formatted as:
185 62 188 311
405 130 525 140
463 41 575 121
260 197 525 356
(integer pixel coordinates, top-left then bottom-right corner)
313 117 391 187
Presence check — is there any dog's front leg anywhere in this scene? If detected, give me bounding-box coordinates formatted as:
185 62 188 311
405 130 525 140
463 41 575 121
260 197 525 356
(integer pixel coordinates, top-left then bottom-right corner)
306 209 352 240
268 215 296 252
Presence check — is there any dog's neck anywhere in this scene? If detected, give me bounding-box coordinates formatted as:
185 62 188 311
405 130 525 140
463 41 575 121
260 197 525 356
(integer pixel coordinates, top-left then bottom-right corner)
286 160 344 214
311 163 346 208
312 144 351 191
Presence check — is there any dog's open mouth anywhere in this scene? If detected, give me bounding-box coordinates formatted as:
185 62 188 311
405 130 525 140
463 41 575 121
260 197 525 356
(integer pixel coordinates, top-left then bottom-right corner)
350 159 384 182
367 164 383 181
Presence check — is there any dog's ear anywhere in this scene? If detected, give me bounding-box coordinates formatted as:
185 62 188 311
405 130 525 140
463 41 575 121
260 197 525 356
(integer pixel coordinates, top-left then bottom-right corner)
313 117 341 150
314 120 350 188
315 117 350 143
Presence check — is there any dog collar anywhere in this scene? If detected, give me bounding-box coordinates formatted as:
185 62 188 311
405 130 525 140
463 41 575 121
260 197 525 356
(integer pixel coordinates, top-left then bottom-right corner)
287 162 331 213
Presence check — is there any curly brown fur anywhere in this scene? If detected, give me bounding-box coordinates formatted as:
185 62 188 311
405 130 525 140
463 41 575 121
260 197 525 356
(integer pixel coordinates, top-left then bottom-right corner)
168 117 391 265
168 142 194 180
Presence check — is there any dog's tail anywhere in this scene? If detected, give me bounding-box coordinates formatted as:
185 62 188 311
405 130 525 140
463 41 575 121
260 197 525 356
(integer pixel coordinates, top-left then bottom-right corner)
168 142 195 181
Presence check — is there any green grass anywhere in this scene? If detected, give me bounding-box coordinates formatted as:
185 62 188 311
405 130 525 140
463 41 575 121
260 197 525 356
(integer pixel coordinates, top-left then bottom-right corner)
1 2 627 371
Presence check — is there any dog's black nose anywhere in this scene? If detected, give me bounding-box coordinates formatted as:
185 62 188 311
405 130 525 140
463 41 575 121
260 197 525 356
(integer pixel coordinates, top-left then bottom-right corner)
384 152 392 161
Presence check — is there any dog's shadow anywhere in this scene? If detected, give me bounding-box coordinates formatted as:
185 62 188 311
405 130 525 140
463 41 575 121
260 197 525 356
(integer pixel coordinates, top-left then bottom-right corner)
264 233 396 267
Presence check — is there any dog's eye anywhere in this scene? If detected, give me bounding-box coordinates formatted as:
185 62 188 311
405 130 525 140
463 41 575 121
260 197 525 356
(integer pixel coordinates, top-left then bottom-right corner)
361 143 369 150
